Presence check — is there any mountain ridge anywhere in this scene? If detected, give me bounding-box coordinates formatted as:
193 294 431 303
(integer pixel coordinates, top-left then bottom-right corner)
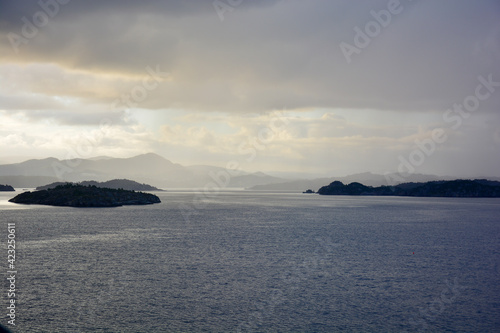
2 154 499 190
0 153 284 188
36 179 163 192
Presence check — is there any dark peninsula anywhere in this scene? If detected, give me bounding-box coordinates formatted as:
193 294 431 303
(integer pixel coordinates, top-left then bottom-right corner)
9 184 161 207
36 179 163 191
0 184 15 191
317 179 500 197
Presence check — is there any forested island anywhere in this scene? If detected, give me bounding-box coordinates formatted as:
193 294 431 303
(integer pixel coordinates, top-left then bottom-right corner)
0 184 15 191
36 179 163 191
317 179 500 197
9 184 161 207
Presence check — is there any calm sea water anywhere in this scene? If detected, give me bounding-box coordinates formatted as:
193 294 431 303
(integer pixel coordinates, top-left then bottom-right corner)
1 190 499 332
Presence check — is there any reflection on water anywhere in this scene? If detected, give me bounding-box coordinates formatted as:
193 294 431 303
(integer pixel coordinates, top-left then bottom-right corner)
3 191 500 332
0 190 35 210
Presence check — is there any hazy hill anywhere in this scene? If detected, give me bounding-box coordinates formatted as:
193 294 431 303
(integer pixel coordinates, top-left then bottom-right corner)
0 157 60 178
4 154 486 191
58 153 191 182
0 176 59 188
186 165 248 177
185 165 284 188
0 153 284 188
317 179 500 197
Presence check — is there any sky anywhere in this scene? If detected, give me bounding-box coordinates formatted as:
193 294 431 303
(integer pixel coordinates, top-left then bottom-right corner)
0 0 499 178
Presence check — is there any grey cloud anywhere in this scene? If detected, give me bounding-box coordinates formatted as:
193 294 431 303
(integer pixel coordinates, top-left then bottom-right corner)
7 109 132 126
0 0 499 113
0 1 210 27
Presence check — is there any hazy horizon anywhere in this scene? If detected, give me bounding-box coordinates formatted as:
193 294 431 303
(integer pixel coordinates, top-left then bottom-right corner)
1 152 499 182
1 1 499 178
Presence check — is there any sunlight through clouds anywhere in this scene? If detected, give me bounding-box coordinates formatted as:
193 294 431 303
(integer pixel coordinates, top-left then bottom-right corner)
0 0 499 177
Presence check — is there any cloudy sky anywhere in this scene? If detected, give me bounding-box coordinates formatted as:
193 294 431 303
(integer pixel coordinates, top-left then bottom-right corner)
0 0 499 177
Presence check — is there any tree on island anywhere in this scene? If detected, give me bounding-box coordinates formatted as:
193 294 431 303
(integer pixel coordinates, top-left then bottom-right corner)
9 183 161 207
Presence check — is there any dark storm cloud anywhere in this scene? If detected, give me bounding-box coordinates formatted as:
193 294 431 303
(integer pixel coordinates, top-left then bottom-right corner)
0 0 209 26
0 0 499 113
0 0 278 26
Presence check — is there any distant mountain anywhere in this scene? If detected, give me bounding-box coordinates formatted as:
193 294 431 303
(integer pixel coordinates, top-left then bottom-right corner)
0 157 61 178
317 179 500 197
248 172 456 191
0 156 36 165
228 172 284 188
36 179 163 192
0 153 181 180
185 165 284 188
186 165 248 177
0 153 285 188
6 154 483 191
